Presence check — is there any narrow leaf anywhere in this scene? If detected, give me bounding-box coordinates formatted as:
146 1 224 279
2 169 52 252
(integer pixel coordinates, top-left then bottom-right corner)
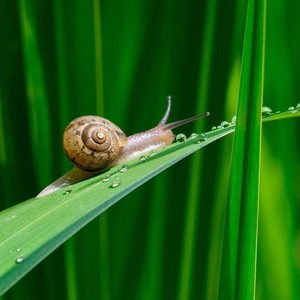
0 126 233 295
221 0 266 298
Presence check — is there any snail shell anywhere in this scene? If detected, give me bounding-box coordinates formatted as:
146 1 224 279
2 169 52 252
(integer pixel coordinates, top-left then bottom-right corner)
63 116 127 171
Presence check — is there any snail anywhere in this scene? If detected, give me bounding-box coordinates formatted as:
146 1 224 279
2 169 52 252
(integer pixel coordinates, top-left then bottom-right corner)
37 96 209 197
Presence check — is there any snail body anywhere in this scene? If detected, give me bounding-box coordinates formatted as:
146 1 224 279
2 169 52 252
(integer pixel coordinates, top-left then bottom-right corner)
37 96 209 197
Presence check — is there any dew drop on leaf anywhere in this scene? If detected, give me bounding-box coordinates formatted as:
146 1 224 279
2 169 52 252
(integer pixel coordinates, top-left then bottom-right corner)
102 175 111 182
110 176 121 188
262 106 272 116
189 133 198 139
220 121 230 128
176 133 187 143
139 155 147 162
119 165 129 173
15 254 24 264
288 106 297 113
198 133 207 142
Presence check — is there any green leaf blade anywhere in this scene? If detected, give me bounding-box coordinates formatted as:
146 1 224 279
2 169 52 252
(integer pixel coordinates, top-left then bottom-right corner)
0 126 234 295
221 0 266 298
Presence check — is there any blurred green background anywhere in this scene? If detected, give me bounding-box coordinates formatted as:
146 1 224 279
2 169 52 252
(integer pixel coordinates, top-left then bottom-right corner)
0 0 299 299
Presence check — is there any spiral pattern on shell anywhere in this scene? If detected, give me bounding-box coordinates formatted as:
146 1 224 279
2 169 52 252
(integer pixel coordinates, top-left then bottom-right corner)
63 116 127 171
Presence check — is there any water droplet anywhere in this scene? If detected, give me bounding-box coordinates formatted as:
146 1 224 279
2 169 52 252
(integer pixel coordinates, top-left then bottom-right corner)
5 215 16 221
288 106 297 113
176 133 187 143
262 106 272 116
149 150 157 157
220 121 230 128
198 133 207 142
119 165 129 173
102 175 111 182
15 254 24 264
296 103 300 109
211 126 217 130
110 176 121 188
217 125 221 129
139 155 147 162
188 133 198 140
231 115 236 124
63 189 72 195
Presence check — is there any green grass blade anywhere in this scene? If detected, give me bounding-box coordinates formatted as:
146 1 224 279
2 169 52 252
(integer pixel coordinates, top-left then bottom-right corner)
220 0 266 298
0 126 233 296
235 1 266 297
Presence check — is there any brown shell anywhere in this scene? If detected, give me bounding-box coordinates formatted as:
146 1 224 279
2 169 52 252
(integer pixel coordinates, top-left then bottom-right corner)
63 116 127 171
